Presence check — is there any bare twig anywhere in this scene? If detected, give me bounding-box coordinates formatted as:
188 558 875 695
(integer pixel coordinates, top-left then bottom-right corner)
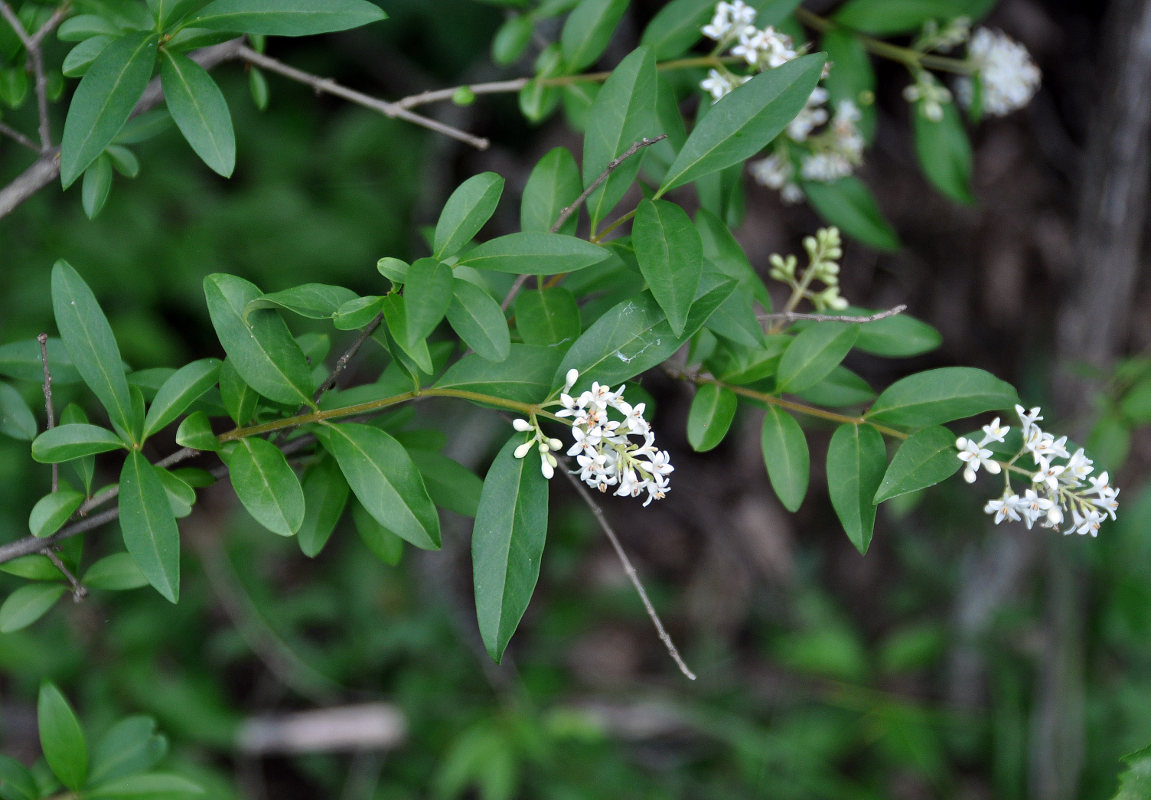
235 45 489 150
313 312 384 401
394 78 531 110
37 333 56 492
0 1 70 151
0 120 39 151
560 468 697 681
42 548 87 601
236 704 406 755
757 304 908 325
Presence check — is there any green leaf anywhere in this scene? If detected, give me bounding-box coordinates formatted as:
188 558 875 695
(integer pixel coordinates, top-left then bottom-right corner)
85 772 204 799
434 172 505 259
174 410 221 451
640 0 714 58
159 50 235 177
827 423 887 553
436 344 561 403
521 147 581 235
557 275 736 387
32 423 127 462
380 294 433 375
0 337 83 384
761 406 809 511
220 438 304 536
866 367 1019 427
0 381 36 440
352 501 404 565
793 365 875 407
89 717 167 785
60 33 157 188
410 450 484 518
874 426 961 502
60 405 96 494
38 681 88 790
29 489 85 538
634 199 702 336
243 283 358 320
333 295 385 331
513 288 581 345
0 753 39 800
82 153 114 219
403 258 454 340
119 451 180 603
52 260 136 438
913 99 974 204
687 383 738 452
0 584 67 633
560 0 628 71
203 273 314 406
821 29 876 142
852 311 941 357
142 358 220 438
457 232 609 275
776 322 860 393
82 552 149 590
445 278 511 362
1112 744 1151 800
297 453 349 557
833 0 974 35
217 359 259 425
802 176 900 251
473 434 550 662
188 0 386 36
583 46 658 229
657 53 825 195
492 13 533 65
318 423 441 550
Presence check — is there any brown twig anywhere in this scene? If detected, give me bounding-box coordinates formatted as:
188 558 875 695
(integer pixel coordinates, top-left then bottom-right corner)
757 303 908 325
313 312 384 401
560 468 697 681
0 120 39 151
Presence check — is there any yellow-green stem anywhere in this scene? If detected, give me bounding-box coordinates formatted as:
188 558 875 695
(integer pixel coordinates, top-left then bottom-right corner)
795 8 972 75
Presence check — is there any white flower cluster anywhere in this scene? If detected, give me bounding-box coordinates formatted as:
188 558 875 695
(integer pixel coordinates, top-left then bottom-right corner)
749 99 864 204
554 370 673 506
958 404 1119 537
956 28 1041 116
700 2 798 102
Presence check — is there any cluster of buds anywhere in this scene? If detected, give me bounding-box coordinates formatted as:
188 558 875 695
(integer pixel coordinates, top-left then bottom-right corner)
958 404 1119 537
511 417 563 479
768 227 848 311
903 71 954 122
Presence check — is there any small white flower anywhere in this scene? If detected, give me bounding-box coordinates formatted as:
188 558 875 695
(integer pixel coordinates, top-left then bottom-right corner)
957 28 1041 116
984 492 1023 524
700 68 734 102
1019 488 1054 530
956 436 1001 483
512 418 533 432
1032 460 1066 492
979 417 1009 446
1066 507 1104 537
1015 404 1043 435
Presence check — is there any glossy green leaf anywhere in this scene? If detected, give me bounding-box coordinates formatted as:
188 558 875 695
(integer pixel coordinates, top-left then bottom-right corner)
217 359 259 425
695 207 771 308
31 423 126 463
319 423 441 550
435 172 505 259
404 258 454 340
189 0 386 36
833 0 977 34
119 450 180 603
297 453 349 557
160 49 235 177
0 753 38 800
59 405 96 494
380 294 433 375
492 13 533 65
0 337 83 384
473 434 550 662
777 322 860 393
203 273 314 406
583 46 658 228
29 489 85 538
658 53 825 195
82 152 114 219
640 0 714 58
82 552 149 590
445 278 511 362
687 383 738 452
52 260 136 437
761 405 809 511
142 358 220 438
457 232 609 275
60 33 157 188
521 146 581 235
874 425 961 502
0 584 66 633
436 344 561 403
332 295 385 331
156 466 196 519
243 283 358 320
803 176 900 251
821 29 876 142
410 450 484 518
352 501 404 565
174 410 220 451
852 311 941 357
560 0 627 71
38 681 88 790
793 365 875 407
62 36 113 78
866 367 1019 427
514 287 581 346
0 382 36 440
634 199 702 336
85 772 204 799
1112 744 1151 800
220 438 304 536
89 717 167 785
913 99 974 204
827 423 887 553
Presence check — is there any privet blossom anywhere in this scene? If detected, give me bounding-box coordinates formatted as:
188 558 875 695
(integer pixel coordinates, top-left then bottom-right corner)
510 370 673 506
956 28 1041 116
957 404 1119 537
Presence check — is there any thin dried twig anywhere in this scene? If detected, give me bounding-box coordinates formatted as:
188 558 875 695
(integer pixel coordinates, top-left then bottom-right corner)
560 468 697 681
757 304 907 325
0 120 38 151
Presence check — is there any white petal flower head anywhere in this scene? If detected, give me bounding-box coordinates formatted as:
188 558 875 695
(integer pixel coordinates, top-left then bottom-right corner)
984 492 1022 524
700 68 734 102
1019 488 1053 530
1015 404 1043 435
959 28 1041 116
956 436 1000 483
979 417 1009 446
